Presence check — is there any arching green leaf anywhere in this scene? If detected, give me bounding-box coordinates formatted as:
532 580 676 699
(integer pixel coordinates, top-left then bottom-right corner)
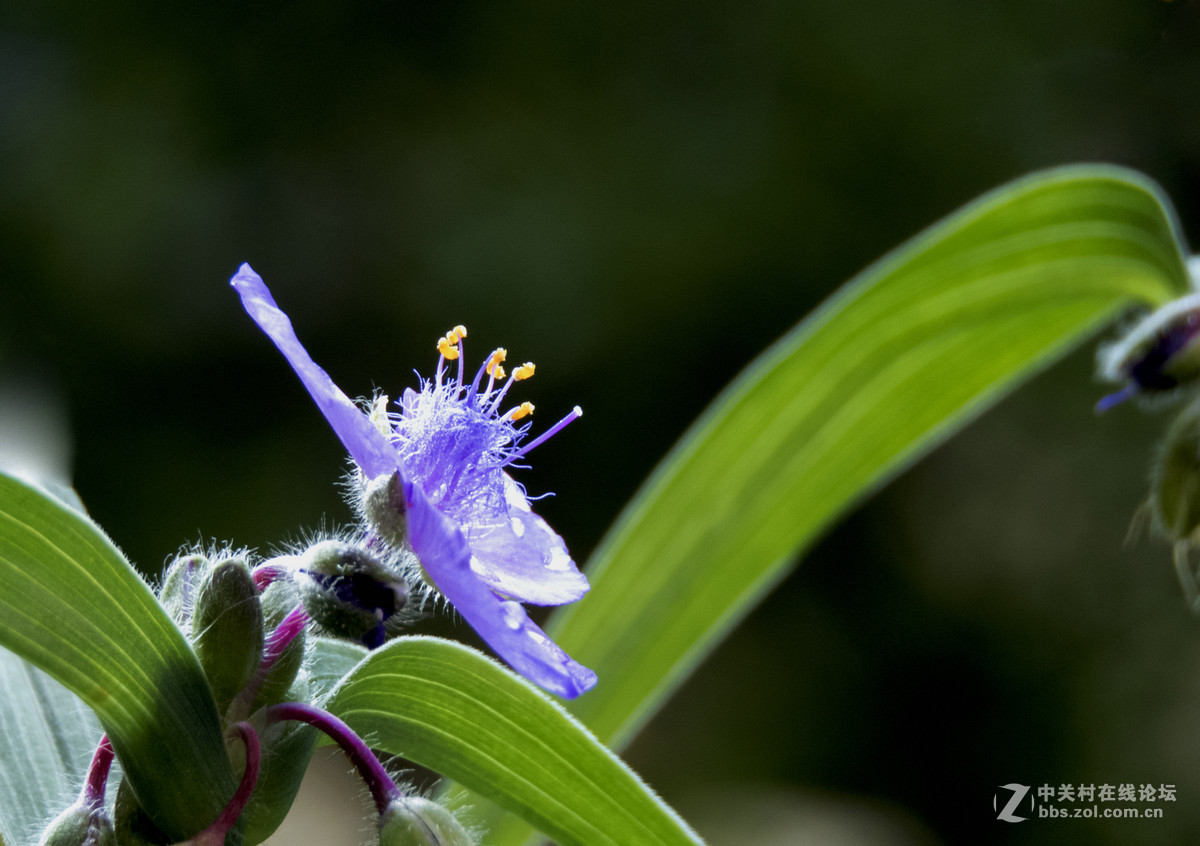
478 165 1191 844
327 637 702 846
0 473 235 842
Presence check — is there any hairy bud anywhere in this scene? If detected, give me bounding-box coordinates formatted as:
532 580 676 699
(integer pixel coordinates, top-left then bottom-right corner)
378 796 476 846
191 557 264 710
158 553 211 628
37 803 115 846
363 472 407 548
293 540 409 648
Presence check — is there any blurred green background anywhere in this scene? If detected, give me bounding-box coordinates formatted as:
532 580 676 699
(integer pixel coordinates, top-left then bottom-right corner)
3 2 1200 844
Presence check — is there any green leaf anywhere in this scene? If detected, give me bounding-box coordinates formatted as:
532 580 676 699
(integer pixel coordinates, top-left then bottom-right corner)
0 650 103 846
552 164 1189 747
325 636 702 846
0 473 235 841
306 636 368 707
471 165 1191 844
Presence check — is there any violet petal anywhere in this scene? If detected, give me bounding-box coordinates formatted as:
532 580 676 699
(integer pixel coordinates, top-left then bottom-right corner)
465 473 589 605
405 479 597 698
230 263 400 480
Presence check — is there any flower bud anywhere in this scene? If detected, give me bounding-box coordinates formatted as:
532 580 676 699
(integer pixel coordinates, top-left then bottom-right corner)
363 472 406 548
37 803 115 846
293 540 408 648
377 797 476 846
250 578 308 711
1097 292 1200 411
1150 395 1200 543
191 557 265 711
158 553 211 628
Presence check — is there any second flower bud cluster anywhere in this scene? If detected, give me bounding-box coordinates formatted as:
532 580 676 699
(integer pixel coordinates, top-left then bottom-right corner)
160 537 411 724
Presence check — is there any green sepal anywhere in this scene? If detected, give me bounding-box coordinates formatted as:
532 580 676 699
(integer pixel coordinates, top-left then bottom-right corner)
250 580 306 712
37 803 115 846
378 796 476 846
192 558 264 713
158 554 211 628
1150 394 1200 542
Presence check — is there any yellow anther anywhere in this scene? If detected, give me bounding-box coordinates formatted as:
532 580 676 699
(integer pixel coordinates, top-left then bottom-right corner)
486 348 507 377
509 401 534 421
451 324 468 341
513 362 536 381
437 336 459 360
369 395 391 437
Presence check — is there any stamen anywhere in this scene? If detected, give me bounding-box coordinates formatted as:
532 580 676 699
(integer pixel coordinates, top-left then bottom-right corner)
436 335 459 360
368 395 391 437
510 406 583 460
487 364 532 414
487 348 507 378
468 346 505 399
508 401 535 421
437 326 468 385
480 348 508 403
456 331 465 386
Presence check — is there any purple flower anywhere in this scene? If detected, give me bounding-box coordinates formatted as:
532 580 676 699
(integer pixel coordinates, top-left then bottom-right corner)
231 263 596 698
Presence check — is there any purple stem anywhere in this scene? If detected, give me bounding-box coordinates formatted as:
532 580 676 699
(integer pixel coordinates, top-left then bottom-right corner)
191 723 261 845
81 736 114 809
266 702 400 814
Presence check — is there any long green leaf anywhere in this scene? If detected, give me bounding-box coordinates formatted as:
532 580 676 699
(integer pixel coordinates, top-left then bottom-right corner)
478 163 1191 845
549 164 1189 749
0 473 235 841
0 651 103 846
326 636 702 846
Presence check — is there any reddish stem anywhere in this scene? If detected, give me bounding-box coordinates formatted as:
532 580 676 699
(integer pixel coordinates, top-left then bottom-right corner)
189 722 261 845
266 702 399 814
82 735 115 808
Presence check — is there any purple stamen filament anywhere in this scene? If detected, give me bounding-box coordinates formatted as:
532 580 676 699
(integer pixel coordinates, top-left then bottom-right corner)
487 372 519 415
509 406 583 461
266 702 400 814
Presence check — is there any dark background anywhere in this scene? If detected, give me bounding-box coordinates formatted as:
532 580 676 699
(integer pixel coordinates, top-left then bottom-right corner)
3 2 1200 844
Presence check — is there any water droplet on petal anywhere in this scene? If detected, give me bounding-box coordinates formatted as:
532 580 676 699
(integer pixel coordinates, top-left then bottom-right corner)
499 600 525 630
547 545 572 571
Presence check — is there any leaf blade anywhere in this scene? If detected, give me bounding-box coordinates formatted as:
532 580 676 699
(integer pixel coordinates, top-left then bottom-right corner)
326 637 702 846
0 651 103 846
552 164 1189 748
0 473 235 841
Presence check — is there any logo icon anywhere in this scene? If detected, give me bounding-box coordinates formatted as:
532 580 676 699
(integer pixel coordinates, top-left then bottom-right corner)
995 784 1032 822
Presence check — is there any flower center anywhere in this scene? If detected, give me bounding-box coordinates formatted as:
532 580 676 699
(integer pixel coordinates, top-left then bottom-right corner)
369 327 582 521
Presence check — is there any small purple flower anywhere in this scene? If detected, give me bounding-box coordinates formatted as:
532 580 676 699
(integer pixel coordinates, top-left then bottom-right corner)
231 264 596 698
